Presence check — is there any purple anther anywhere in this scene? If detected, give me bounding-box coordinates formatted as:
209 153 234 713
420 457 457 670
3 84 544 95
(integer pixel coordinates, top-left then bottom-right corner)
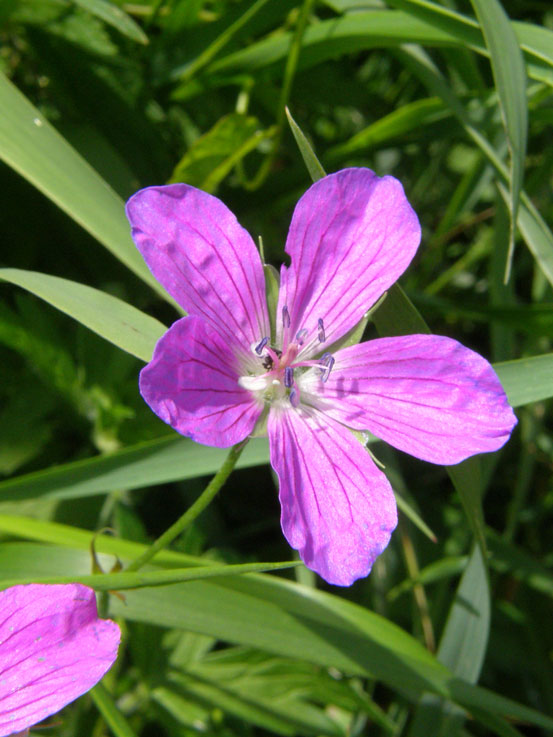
282 305 291 328
284 366 294 388
255 337 268 355
321 354 335 383
318 318 325 343
295 328 308 345
289 388 300 407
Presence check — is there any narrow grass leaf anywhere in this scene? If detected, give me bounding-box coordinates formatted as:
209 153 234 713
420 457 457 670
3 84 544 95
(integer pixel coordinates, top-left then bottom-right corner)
469 0 527 282
494 352 553 406
409 546 490 736
398 46 553 288
0 436 270 502
326 97 449 160
0 268 165 362
0 72 163 295
209 10 553 88
0 560 301 591
285 107 326 181
73 0 148 44
91 683 138 737
0 536 551 730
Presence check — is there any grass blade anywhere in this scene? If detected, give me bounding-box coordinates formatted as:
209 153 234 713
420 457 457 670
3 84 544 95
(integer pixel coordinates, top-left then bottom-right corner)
0 268 165 362
469 0 527 282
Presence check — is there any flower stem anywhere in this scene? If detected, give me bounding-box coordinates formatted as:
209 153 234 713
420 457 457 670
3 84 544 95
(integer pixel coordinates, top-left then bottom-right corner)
125 441 247 572
239 0 316 191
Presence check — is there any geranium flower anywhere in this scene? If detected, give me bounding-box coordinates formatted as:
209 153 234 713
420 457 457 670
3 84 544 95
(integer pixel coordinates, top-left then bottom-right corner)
126 168 516 586
0 583 120 737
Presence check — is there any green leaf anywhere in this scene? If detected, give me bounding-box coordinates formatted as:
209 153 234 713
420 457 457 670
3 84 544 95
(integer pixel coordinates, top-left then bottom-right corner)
488 530 553 599
169 113 270 192
0 560 301 591
494 353 553 407
91 683 139 737
264 263 280 344
497 181 553 288
0 436 270 503
397 45 553 289
409 546 490 736
0 268 166 362
326 97 449 160
469 0 527 282
0 72 164 296
72 0 148 44
439 546 490 681
285 107 326 182
209 10 553 88
0 532 552 732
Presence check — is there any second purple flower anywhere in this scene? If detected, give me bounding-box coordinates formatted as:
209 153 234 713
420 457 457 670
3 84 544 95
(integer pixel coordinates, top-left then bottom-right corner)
126 168 517 586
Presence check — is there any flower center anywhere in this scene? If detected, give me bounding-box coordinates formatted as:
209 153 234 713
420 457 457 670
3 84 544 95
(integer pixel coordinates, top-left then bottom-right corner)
238 306 335 407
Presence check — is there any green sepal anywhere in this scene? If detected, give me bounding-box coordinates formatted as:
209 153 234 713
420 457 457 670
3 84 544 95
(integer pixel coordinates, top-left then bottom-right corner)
264 263 280 344
285 107 326 183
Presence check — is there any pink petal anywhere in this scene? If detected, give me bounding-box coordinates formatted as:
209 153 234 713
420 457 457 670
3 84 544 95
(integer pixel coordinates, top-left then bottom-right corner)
126 184 269 358
268 406 397 586
305 334 517 465
140 316 262 447
0 584 120 737
277 168 420 351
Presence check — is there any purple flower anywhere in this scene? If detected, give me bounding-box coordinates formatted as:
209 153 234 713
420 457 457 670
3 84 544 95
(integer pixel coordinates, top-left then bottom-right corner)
0 584 120 737
126 168 517 586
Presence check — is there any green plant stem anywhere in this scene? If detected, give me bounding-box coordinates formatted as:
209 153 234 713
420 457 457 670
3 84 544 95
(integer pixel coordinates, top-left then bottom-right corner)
179 0 273 83
125 441 247 572
242 0 317 191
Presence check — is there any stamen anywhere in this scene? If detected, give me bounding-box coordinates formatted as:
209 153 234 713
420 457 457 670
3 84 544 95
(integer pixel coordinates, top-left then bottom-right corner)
320 352 335 383
295 328 308 345
255 337 269 355
289 388 300 407
318 318 325 343
284 367 294 388
282 305 291 328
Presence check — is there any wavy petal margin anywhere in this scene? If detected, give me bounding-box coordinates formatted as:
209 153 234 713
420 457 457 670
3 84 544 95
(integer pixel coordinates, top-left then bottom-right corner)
268 406 397 586
304 334 517 465
126 184 269 359
277 168 421 352
0 584 120 737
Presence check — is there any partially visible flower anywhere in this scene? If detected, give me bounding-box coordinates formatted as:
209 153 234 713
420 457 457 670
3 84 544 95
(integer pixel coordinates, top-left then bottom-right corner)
126 168 517 586
0 583 120 737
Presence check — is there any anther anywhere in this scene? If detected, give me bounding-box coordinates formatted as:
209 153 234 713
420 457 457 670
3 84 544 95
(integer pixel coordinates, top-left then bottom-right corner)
318 318 325 343
255 337 268 355
282 305 291 328
284 367 294 388
289 388 300 407
320 352 335 383
295 328 308 345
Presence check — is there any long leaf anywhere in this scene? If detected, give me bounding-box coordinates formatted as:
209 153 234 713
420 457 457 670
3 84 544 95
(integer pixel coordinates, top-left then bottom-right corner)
0 532 551 732
207 10 553 88
469 0 527 282
0 72 163 295
73 0 148 44
0 436 270 502
397 46 553 288
409 546 490 736
0 268 165 362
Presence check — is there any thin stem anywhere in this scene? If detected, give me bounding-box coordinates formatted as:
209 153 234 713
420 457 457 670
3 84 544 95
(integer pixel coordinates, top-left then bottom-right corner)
242 0 317 191
398 516 435 652
125 441 247 572
179 0 273 84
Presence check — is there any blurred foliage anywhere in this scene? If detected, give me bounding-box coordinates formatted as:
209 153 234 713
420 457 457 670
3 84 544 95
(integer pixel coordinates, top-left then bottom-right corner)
1 0 553 736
